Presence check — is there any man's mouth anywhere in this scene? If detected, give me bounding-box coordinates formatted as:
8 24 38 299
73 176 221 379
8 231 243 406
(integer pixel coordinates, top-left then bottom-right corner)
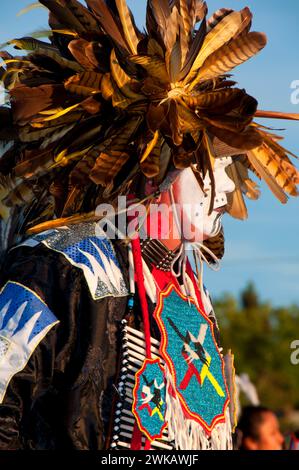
214 205 227 214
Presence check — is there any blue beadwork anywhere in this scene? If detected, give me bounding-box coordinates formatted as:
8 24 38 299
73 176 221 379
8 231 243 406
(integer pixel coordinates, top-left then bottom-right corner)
19 223 128 300
158 288 228 427
0 282 57 345
134 360 166 440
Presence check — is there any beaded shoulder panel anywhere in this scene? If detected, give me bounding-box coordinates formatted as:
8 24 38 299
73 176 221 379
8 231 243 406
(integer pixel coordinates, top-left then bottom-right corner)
17 223 129 301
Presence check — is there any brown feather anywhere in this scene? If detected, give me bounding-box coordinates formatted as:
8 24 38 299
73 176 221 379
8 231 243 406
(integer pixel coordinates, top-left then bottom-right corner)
39 0 86 34
179 0 193 38
233 7 253 39
68 39 98 70
179 18 206 80
140 132 162 177
168 40 182 83
209 125 263 151
130 55 169 84
243 178 261 200
185 88 244 110
206 8 233 32
178 0 195 64
196 32 267 83
226 162 248 220
186 11 244 86
169 100 183 145
147 38 164 58
255 110 299 121
203 227 225 261
86 0 128 50
250 144 299 196
90 117 142 185
64 71 103 96
101 73 114 100
10 84 68 122
110 49 143 100
165 5 180 53
149 0 171 33
115 0 139 54
13 150 53 178
90 150 130 185
59 0 99 32
29 49 83 72
195 0 208 23
62 185 86 217
212 137 245 158
247 149 288 203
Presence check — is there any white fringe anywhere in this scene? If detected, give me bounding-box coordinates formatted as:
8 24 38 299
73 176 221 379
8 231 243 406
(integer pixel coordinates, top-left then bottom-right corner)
164 366 232 450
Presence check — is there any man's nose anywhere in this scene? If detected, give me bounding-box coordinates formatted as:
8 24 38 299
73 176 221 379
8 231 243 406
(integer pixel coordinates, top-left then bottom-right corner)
216 169 236 194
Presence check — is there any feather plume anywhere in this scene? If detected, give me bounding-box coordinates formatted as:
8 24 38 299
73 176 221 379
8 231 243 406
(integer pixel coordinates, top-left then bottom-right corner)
59 0 99 32
179 17 206 80
203 227 225 262
0 0 297 244
68 39 98 70
210 125 263 151
149 0 171 33
115 0 139 54
186 11 244 86
64 71 103 96
226 162 248 220
39 0 87 34
130 55 170 84
248 150 288 203
196 32 267 82
140 132 162 177
233 7 253 39
255 110 299 121
17 2 46 17
195 0 208 23
10 84 68 122
206 8 233 32
86 0 128 49
250 144 298 196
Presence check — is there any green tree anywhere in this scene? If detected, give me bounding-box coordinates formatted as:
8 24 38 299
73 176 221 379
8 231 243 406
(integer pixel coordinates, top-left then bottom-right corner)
215 283 299 413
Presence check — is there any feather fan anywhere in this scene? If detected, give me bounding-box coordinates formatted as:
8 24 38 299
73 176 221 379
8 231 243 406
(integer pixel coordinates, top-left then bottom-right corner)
0 0 297 245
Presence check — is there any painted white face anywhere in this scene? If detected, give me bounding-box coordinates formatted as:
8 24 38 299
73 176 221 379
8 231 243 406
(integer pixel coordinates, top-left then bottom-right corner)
202 156 236 238
171 157 235 242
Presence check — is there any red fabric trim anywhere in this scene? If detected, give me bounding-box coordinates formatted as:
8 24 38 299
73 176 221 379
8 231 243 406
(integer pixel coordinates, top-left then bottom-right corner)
131 235 152 358
130 422 143 450
152 266 180 292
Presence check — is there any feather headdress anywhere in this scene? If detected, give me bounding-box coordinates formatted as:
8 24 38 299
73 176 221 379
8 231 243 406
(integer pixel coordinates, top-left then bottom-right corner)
0 0 299 245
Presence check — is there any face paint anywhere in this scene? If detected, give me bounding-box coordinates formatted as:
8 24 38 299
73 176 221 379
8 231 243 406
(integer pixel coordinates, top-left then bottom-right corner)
171 157 235 242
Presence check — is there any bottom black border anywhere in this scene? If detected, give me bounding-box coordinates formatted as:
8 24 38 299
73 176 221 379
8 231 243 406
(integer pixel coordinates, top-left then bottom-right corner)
0 451 298 467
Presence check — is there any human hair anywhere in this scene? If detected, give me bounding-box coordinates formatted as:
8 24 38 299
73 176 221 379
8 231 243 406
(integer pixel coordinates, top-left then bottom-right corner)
236 406 271 449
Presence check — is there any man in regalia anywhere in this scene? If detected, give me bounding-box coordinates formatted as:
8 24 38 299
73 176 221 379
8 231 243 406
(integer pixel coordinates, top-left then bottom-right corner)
0 0 298 450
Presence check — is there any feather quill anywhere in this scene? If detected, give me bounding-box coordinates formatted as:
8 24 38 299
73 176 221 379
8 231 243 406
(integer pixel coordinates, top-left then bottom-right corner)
255 110 299 121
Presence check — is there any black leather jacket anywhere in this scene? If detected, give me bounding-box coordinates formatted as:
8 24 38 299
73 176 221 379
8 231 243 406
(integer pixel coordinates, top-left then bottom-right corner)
0 226 129 450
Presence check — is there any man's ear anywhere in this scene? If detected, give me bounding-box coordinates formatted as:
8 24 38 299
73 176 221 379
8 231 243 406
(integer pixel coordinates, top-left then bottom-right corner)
243 436 259 450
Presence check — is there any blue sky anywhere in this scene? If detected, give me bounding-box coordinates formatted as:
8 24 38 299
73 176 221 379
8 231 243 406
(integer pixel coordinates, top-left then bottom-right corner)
1 1 299 306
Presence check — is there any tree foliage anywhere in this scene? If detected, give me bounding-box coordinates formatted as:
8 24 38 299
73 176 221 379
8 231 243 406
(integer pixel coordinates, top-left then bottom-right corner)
215 283 299 412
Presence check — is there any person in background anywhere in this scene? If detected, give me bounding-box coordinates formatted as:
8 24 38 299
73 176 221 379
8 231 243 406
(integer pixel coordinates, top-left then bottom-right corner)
285 431 299 450
236 406 284 450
